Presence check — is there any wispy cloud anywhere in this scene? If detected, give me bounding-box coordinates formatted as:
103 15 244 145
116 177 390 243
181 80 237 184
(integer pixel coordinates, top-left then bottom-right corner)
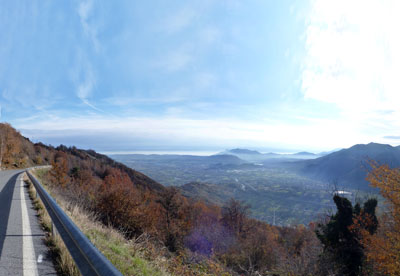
14 113 382 151
71 52 102 112
77 68 99 111
155 4 221 73
154 27 221 73
6 0 400 151
78 0 100 52
77 70 94 100
103 96 186 106
1 85 58 113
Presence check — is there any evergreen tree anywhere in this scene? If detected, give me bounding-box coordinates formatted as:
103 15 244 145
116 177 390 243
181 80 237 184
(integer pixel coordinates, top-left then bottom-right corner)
316 195 378 276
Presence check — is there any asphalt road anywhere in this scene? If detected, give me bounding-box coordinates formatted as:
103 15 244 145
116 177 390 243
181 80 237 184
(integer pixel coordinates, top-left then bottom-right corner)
0 170 56 276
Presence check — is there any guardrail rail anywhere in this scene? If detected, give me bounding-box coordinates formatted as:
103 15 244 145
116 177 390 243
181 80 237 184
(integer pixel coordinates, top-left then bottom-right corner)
26 169 123 276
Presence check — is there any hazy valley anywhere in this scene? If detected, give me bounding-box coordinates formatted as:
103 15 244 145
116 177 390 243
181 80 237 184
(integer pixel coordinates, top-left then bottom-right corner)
1 122 397 275
110 143 397 225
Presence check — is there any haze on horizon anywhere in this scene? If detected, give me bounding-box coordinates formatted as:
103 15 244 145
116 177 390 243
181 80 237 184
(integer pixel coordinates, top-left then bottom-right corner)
1 0 400 153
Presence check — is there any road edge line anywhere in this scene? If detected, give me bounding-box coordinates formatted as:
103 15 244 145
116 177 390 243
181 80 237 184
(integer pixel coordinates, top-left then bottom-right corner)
20 174 39 276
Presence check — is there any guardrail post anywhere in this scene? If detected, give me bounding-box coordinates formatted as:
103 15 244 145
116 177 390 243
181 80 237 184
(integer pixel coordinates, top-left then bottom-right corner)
51 222 57 237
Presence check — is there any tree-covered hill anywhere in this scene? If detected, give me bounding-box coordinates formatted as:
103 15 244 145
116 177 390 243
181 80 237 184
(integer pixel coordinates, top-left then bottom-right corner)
294 142 400 190
0 122 325 275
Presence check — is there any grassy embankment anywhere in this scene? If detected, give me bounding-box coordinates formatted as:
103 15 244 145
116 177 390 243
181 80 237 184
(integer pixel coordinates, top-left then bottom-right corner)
26 168 171 276
27 168 231 276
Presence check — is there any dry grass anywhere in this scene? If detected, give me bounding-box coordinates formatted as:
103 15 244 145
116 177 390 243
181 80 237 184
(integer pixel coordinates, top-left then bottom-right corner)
28 170 171 276
26 174 81 276
60 201 171 276
29 169 233 276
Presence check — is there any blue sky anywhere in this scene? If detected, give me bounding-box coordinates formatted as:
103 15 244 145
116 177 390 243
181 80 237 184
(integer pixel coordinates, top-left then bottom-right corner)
1 0 400 153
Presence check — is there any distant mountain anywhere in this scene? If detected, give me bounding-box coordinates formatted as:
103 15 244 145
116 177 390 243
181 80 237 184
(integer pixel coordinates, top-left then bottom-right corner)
318 149 341 156
285 152 318 160
111 153 245 166
295 142 400 190
293 152 316 156
219 148 319 162
207 154 245 164
228 148 262 155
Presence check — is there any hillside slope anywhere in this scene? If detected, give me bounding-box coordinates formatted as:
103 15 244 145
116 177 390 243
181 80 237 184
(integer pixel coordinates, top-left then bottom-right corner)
1 122 323 275
55 145 165 191
295 142 400 190
0 123 164 192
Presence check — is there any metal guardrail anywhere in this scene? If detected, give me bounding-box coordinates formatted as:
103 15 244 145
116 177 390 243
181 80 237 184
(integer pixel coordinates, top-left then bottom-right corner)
26 169 123 276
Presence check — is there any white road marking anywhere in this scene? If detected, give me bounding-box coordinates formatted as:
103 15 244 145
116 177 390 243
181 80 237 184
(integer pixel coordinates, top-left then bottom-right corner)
20 176 39 276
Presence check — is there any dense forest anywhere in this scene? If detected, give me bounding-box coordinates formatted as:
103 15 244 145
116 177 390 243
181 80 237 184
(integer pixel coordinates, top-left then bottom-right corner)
2 122 400 275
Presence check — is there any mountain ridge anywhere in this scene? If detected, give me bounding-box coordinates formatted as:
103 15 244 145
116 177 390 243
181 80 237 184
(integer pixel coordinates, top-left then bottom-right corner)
218 148 320 162
293 142 400 190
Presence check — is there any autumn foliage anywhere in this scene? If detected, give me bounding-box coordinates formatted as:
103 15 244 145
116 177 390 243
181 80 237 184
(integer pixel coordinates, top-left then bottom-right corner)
0 123 336 275
38 144 325 275
13 122 400 275
0 123 23 167
363 164 400 275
